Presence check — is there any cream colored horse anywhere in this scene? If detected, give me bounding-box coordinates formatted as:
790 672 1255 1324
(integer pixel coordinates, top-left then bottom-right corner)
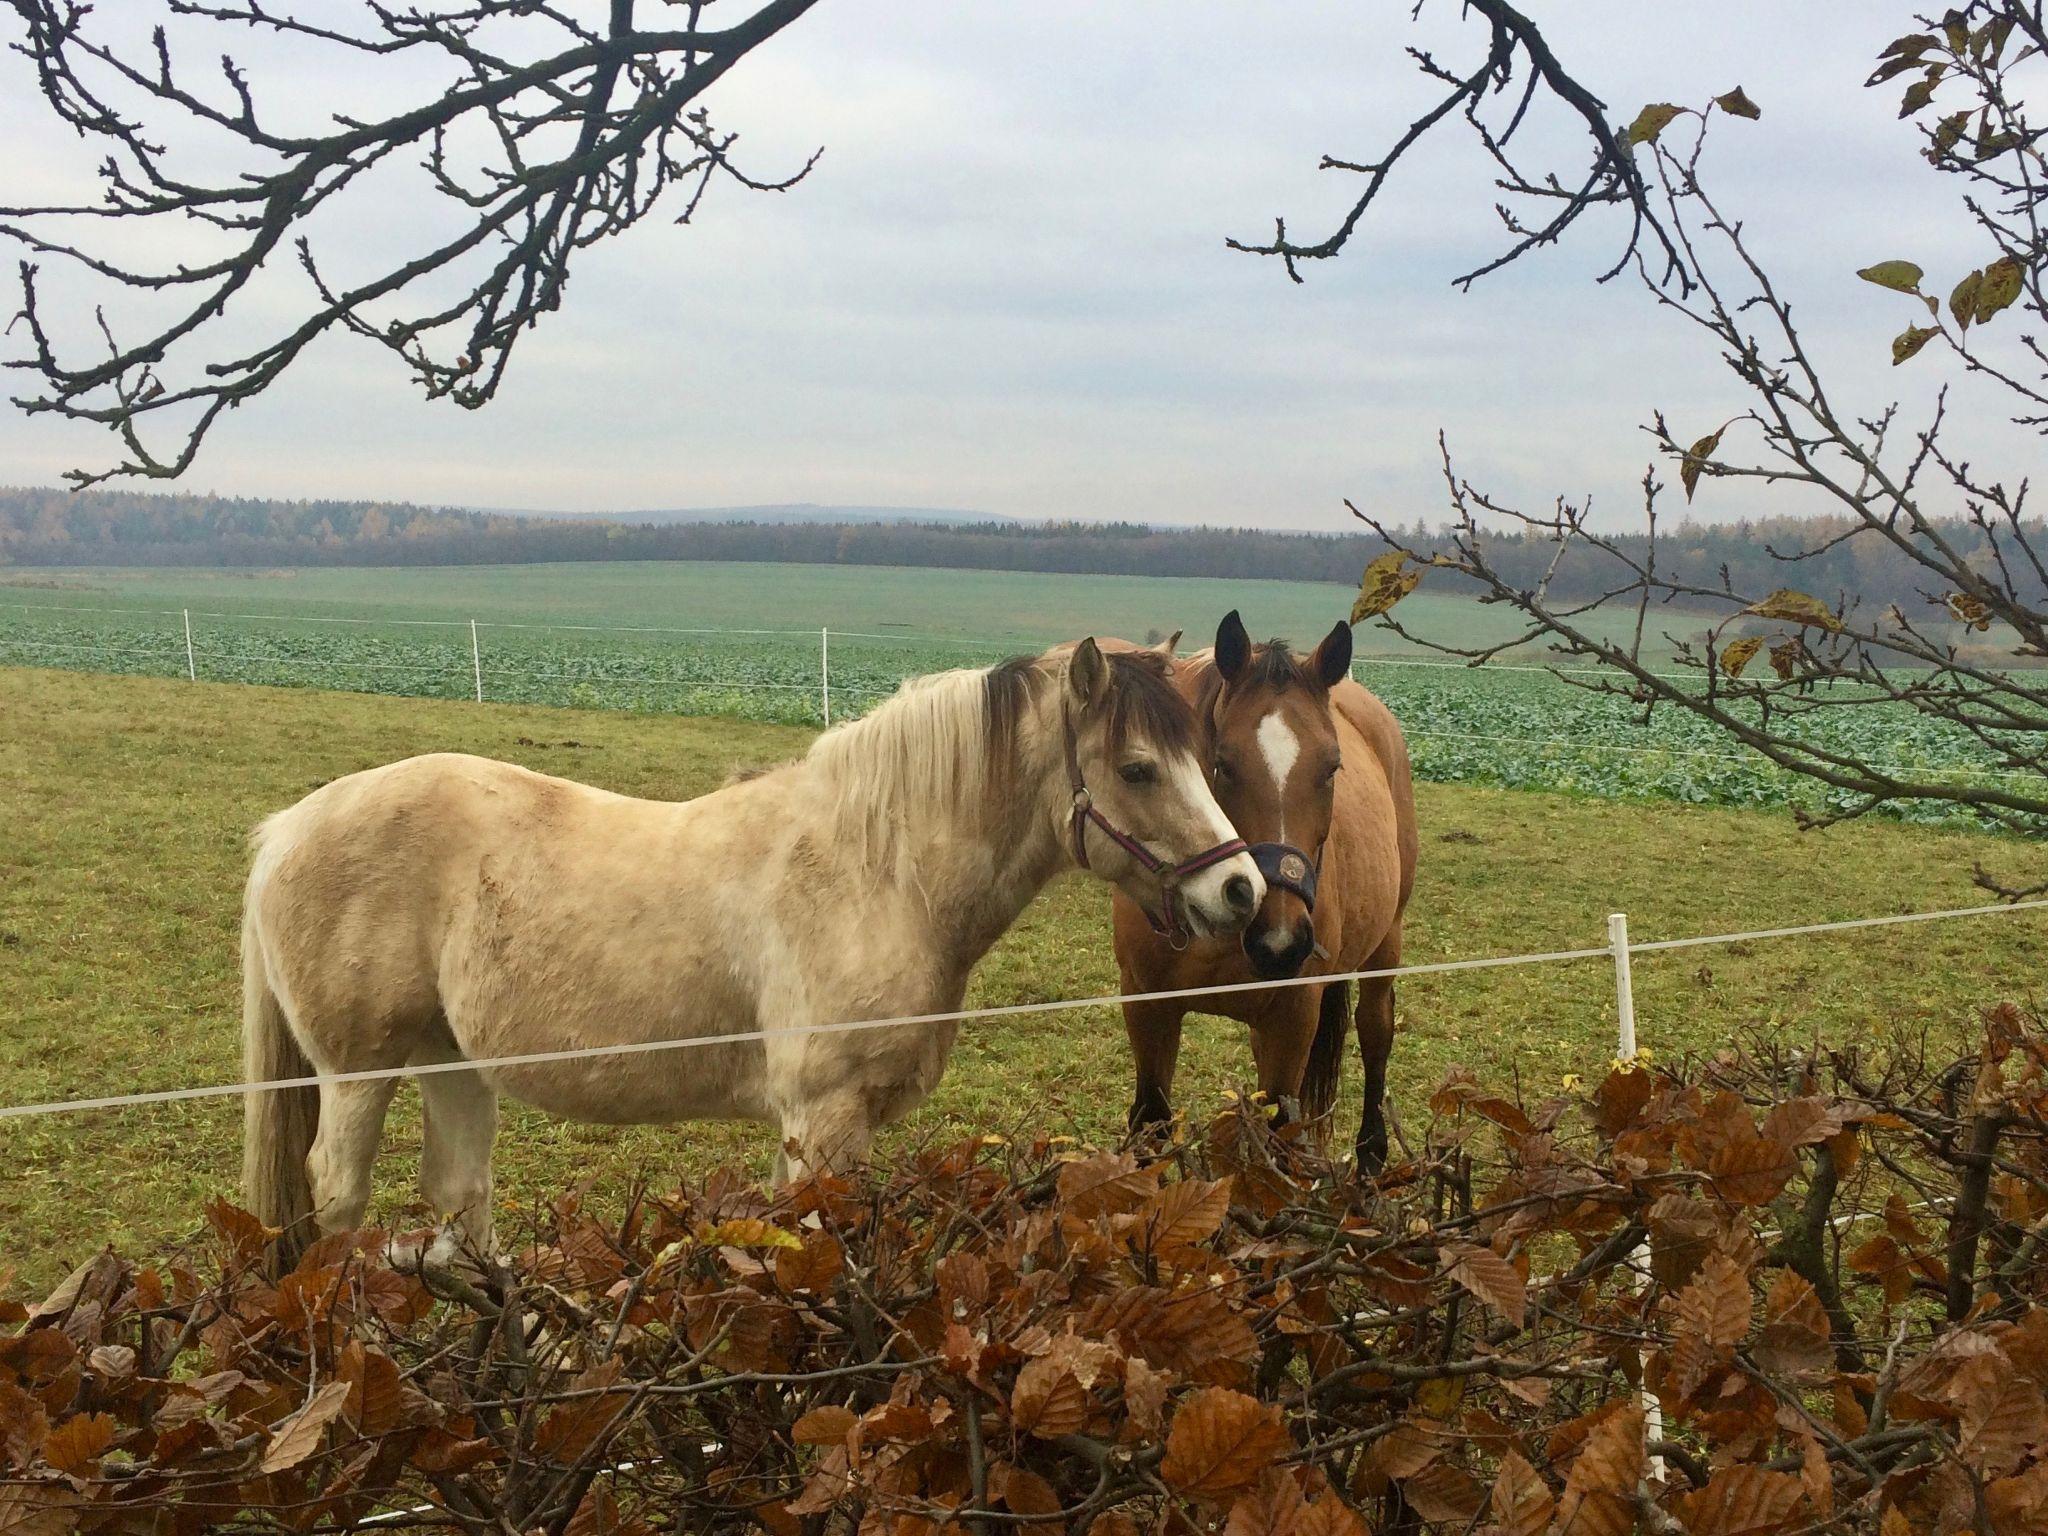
241 640 1263 1252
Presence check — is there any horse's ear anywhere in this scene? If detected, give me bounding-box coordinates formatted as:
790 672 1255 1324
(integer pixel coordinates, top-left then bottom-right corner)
1309 620 1353 690
1148 629 1183 664
1068 637 1112 712
1215 610 1250 685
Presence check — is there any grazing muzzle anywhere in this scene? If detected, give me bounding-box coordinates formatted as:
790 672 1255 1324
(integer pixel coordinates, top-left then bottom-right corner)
1062 709 1251 947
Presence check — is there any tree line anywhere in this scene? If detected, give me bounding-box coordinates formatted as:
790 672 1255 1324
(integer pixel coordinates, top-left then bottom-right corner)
1 484 2039 618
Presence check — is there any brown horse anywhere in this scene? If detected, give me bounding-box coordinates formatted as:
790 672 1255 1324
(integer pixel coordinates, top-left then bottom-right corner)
1111 612 1418 1167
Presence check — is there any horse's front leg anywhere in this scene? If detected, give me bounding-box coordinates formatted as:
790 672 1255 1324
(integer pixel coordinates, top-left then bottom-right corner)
1354 947 1400 1174
1123 1000 1186 1136
775 1087 879 1185
1248 990 1321 1130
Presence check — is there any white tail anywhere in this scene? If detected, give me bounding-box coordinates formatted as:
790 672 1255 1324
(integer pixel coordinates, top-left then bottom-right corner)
239 880 317 1252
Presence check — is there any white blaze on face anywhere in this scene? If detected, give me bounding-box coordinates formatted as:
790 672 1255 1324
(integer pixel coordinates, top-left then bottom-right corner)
1256 710 1301 841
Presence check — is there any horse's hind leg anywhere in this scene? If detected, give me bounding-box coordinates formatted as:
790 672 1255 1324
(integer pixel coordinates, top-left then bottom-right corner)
418 1065 499 1257
1354 933 1402 1175
1123 1001 1186 1135
306 1077 399 1235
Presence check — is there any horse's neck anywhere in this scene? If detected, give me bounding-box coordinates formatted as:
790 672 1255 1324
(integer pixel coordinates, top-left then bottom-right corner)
802 685 1067 964
904 713 1067 964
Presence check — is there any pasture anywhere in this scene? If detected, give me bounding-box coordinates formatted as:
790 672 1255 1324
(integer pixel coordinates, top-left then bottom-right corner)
0 560 2026 829
4 663 2043 1287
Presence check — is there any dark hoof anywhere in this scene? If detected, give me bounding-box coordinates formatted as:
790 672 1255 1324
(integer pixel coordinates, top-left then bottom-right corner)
1128 1093 1173 1140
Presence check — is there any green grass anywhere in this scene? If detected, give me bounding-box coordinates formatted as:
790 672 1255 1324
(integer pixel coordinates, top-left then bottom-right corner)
4 666 2044 1287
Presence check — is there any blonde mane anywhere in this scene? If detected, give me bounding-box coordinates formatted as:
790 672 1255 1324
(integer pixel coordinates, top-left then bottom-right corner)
804 661 1049 867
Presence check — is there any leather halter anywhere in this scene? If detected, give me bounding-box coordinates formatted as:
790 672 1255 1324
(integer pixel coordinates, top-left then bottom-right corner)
1061 708 1249 947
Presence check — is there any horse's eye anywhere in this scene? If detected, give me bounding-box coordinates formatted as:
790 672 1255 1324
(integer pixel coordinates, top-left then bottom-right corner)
1213 759 1235 783
1321 760 1342 784
1118 761 1158 786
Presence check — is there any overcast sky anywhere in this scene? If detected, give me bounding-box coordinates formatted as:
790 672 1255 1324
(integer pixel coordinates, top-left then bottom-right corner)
0 3 1998 531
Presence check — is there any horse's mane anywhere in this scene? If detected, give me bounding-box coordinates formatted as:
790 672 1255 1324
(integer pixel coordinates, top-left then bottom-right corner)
805 648 1194 864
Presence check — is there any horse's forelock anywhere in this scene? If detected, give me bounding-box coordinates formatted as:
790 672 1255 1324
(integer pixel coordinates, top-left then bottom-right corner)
1100 649 1197 760
1193 639 1317 739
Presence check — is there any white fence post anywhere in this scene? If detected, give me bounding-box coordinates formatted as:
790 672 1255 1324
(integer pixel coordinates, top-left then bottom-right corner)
182 609 196 682
470 619 484 703
1608 912 1637 1060
1608 911 1664 1481
820 626 831 728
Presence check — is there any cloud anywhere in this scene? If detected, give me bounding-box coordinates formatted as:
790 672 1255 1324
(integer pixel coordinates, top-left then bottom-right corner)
0 2 2015 532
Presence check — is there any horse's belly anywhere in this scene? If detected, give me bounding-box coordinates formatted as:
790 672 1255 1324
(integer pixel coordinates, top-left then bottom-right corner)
480 1038 774 1126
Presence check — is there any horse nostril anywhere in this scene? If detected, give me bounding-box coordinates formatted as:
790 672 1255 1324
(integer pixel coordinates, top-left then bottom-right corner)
1224 874 1256 915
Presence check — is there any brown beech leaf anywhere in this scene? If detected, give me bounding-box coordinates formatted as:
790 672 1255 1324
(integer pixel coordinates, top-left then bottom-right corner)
1012 1357 1090 1439
1673 1252 1753 1398
339 1340 405 1436
1124 1356 1171 1438
1400 1461 1483 1524
1140 1178 1232 1253
1296 1491 1367 1536
1161 1387 1291 1501
39 1413 115 1477
203 1198 275 1265
1677 1464 1805 1536
1087 1517 1143 1536
533 1359 628 1464
994 1463 1061 1517
1490 1449 1555 1536
1554 1403 1644 1536
0 1382 49 1474
259 1380 352 1475
791 1406 856 1446
1759 1097 1843 1150
1056 1152 1158 1218
1754 1269 1832 1378
0 1486 74 1536
1444 1241 1526 1327
1714 86 1761 119
1222 1468 1309 1536
1952 1364 2048 1479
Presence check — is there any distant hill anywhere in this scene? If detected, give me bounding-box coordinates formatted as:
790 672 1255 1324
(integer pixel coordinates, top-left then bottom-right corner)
493 503 1019 529
3 484 2037 622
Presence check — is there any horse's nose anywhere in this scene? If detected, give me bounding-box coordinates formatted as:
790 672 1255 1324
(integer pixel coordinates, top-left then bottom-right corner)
1223 873 1257 917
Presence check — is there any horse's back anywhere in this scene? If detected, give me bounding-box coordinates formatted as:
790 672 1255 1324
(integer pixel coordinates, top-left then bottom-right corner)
245 755 657 1058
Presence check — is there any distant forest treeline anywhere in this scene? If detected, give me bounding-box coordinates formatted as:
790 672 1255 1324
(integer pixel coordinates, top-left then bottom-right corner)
1 484 2037 615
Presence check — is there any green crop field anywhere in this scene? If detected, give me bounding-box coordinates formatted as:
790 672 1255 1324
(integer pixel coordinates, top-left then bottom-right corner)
4 665 2047 1287
0 561 2027 829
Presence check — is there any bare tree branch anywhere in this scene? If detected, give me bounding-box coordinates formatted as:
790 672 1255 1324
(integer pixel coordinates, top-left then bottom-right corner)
1 0 824 486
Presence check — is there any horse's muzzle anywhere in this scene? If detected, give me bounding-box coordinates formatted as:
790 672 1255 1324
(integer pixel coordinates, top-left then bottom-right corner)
1244 919 1315 979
